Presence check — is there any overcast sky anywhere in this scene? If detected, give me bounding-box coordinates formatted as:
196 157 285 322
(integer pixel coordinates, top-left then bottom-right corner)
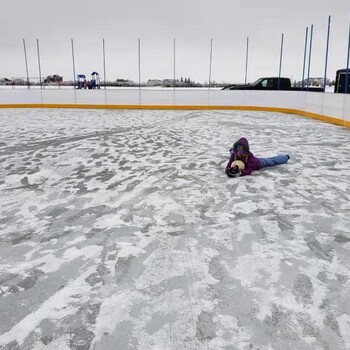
1 0 349 84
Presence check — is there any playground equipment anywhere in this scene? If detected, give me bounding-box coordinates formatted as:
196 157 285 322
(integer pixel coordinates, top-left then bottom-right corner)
76 74 86 89
89 72 100 89
76 72 100 89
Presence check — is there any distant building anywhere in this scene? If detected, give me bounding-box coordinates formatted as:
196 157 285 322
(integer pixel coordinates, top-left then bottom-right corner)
162 79 175 87
115 79 136 87
297 77 330 87
147 79 162 86
161 78 197 87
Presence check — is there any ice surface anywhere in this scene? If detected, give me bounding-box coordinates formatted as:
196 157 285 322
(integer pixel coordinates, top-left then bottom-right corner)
0 108 350 350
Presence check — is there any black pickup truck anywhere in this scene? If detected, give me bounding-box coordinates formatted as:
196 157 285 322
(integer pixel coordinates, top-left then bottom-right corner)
222 77 324 92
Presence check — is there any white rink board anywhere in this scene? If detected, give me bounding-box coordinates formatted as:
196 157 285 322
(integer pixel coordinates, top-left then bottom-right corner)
0 88 349 121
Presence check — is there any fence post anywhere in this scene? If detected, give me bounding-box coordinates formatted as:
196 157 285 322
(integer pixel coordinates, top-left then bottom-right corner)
71 39 76 89
345 18 350 94
245 37 249 86
278 33 284 90
23 39 30 89
302 27 308 90
36 39 42 89
323 16 331 92
208 38 213 89
173 38 176 89
103 38 106 90
138 38 141 89
307 24 313 90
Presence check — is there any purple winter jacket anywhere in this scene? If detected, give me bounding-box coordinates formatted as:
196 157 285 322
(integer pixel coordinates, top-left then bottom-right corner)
225 137 262 176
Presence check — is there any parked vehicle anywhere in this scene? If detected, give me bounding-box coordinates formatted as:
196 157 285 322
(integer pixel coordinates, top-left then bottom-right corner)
76 74 86 89
222 77 324 92
334 69 350 93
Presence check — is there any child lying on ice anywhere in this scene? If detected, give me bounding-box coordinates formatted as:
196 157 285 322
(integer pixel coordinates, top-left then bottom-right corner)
225 137 289 178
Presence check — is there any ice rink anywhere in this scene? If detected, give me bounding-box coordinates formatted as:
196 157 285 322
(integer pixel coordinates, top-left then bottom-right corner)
0 108 350 350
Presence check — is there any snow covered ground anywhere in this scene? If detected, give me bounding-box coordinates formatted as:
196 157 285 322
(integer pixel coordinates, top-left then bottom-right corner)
0 108 350 350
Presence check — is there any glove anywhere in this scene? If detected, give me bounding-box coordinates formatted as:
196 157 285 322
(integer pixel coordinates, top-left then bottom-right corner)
227 166 241 178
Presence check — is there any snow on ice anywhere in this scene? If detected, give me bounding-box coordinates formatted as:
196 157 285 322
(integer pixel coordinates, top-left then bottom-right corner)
0 108 350 349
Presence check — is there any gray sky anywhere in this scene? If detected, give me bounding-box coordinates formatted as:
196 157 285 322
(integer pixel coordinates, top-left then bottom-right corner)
1 0 349 83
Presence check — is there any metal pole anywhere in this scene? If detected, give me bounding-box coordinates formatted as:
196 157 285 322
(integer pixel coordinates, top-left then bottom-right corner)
345 18 350 94
306 24 313 90
278 33 284 90
173 38 176 89
103 38 106 90
208 38 213 89
23 38 30 89
71 39 76 89
245 37 249 86
36 39 42 89
302 27 308 90
138 38 141 89
323 16 331 92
